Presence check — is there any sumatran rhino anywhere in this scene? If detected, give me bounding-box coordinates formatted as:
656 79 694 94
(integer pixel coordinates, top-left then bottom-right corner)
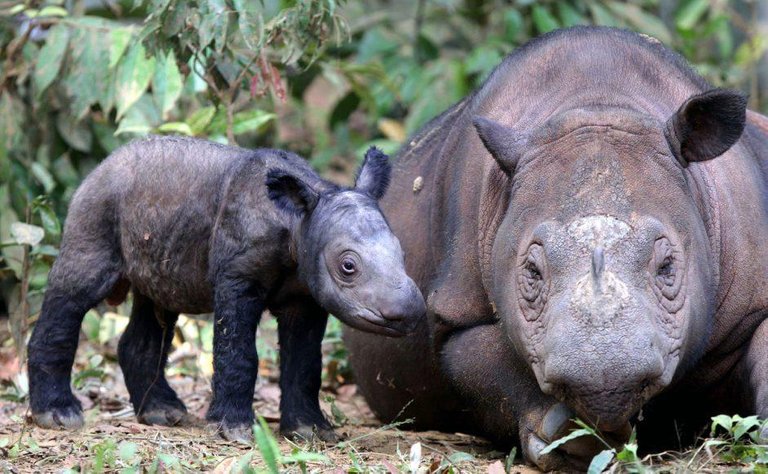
344 26 768 469
28 137 425 442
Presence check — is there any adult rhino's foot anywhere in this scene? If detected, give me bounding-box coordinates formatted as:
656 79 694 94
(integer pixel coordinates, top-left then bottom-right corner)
521 403 631 471
32 405 84 430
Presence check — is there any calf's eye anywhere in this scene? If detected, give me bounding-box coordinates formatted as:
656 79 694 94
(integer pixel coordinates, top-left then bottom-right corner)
341 258 357 275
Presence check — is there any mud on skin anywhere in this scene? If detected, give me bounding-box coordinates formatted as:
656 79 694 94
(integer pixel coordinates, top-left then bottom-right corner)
344 26 768 471
27 137 426 443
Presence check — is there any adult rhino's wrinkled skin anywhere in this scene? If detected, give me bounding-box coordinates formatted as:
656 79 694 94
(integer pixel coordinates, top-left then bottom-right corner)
344 27 768 470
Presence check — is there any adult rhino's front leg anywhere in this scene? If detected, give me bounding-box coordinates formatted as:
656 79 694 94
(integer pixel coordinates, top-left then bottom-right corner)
441 322 628 471
742 318 768 436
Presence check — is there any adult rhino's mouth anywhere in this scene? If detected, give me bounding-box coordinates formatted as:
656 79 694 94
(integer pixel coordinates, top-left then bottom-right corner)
556 382 662 432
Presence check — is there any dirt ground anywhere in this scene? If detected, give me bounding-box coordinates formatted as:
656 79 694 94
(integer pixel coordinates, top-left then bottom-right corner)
1 312 759 473
0 313 536 473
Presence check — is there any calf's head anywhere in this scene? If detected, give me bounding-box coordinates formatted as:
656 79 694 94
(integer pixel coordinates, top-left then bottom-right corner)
474 89 747 431
266 147 425 336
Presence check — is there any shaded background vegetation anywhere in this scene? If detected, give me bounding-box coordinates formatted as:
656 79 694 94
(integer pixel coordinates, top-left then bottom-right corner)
0 0 766 399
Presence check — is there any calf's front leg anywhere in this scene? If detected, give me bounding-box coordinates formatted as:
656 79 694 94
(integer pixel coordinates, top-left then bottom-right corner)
206 278 264 441
274 300 335 442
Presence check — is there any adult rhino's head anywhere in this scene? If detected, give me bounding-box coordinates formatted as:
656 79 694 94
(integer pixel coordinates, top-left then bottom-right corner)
266 147 425 337
473 89 747 431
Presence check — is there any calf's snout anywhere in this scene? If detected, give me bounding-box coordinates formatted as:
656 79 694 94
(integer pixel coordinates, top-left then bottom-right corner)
379 279 426 333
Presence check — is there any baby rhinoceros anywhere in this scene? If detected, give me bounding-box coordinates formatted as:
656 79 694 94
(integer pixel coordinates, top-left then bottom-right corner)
27 136 426 442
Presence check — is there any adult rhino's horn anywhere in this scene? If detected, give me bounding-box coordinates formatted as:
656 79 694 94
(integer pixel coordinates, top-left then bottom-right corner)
473 116 526 175
664 88 747 167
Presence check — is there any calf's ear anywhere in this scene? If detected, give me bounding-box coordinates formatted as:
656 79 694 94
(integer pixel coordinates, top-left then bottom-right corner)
665 88 747 166
266 169 320 216
355 146 391 200
473 116 525 175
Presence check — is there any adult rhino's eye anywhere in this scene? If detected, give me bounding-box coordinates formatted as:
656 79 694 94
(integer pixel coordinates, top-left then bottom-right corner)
518 243 549 320
650 237 684 312
657 256 674 280
524 261 542 281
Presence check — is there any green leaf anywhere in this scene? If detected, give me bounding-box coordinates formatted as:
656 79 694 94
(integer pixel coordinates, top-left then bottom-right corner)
733 415 762 440
118 441 138 462
588 449 614 474
115 43 157 120
198 0 229 53
10 223 44 246
234 0 262 48
157 122 193 136
62 17 115 117
588 3 620 27
34 24 70 99
615 442 638 463
540 428 593 455
676 0 709 32
34 204 61 238
55 113 92 152
30 163 55 194
447 451 475 464
109 28 133 69
114 95 160 136
502 9 523 42
253 417 280 474
186 106 217 135
531 5 560 34
232 110 275 135
38 6 68 17
152 50 183 118
283 451 330 464
557 1 587 27
605 1 672 44
711 414 734 435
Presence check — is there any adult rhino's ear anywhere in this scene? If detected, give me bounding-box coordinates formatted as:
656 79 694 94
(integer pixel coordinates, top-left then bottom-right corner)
473 116 525 174
266 169 320 216
355 146 391 200
665 88 747 166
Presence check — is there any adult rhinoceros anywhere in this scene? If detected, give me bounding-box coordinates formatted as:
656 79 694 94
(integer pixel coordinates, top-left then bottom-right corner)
344 26 768 470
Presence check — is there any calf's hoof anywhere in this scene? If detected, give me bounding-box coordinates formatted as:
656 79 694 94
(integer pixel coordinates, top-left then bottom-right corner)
216 423 254 444
283 424 339 443
138 405 191 427
32 407 85 430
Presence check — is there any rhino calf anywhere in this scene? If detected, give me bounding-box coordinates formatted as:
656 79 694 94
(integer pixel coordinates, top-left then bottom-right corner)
27 136 426 441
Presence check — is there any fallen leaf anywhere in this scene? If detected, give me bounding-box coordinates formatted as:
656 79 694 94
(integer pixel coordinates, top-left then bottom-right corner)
487 460 506 474
212 456 238 474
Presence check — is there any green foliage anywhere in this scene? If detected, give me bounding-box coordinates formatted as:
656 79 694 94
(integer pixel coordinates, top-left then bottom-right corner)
1 1 766 422
706 414 768 467
542 419 646 473
251 416 331 472
543 415 768 472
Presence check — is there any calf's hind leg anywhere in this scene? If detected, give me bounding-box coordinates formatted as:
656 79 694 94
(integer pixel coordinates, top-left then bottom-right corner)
28 246 121 429
118 292 188 426
275 301 335 442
